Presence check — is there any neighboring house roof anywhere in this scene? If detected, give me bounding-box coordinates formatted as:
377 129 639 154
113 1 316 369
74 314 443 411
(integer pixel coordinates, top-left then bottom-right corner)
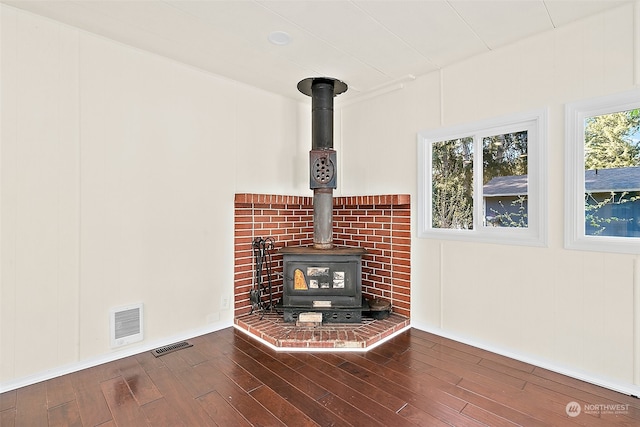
483 174 527 197
483 166 640 196
584 166 640 193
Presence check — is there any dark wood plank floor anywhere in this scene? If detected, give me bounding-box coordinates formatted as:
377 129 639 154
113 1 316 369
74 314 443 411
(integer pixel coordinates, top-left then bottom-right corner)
1 327 639 426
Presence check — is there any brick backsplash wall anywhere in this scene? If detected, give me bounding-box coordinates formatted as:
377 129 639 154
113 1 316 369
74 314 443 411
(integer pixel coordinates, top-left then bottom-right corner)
234 193 411 319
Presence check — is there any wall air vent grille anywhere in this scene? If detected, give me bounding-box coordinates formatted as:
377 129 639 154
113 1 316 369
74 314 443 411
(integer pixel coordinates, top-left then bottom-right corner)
110 303 143 348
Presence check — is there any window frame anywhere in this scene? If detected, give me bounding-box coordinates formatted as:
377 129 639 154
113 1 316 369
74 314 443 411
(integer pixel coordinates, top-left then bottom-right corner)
565 89 640 254
417 109 548 247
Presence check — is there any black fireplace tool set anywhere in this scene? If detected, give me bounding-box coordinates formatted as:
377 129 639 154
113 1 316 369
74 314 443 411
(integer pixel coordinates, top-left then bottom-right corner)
250 236 276 318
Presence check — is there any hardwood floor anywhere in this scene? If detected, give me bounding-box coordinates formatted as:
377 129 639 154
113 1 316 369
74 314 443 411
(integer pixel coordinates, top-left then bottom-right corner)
1 327 639 426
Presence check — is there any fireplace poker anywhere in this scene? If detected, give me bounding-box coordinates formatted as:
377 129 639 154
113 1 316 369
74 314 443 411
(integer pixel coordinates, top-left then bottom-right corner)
250 236 275 318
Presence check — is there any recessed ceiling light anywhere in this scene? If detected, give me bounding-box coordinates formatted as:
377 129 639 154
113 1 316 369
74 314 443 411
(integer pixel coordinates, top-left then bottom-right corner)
268 31 291 46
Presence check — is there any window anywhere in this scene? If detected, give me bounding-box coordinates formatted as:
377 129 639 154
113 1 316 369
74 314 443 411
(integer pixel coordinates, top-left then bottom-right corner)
418 109 547 246
565 90 640 254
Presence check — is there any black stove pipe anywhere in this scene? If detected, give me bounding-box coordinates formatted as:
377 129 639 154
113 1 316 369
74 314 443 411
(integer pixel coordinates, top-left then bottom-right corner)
297 77 348 249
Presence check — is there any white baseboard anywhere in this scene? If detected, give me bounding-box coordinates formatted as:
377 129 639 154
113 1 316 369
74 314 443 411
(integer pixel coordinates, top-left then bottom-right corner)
0 319 234 394
410 320 640 398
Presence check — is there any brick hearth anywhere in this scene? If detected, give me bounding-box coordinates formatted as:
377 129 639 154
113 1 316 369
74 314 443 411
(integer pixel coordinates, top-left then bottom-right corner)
235 312 410 350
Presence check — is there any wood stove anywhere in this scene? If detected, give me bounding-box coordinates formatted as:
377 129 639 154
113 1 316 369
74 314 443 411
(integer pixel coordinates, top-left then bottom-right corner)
280 246 365 323
280 77 366 323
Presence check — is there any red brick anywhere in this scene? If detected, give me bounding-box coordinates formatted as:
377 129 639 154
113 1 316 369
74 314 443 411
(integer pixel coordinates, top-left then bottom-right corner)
234 193 411 319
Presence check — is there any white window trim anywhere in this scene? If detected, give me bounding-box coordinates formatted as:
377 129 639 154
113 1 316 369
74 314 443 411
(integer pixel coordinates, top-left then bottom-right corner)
417 109 548 247
565 89 640 254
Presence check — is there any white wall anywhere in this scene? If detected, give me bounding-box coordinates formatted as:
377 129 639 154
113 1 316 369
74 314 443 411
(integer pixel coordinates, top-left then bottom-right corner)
0 5 304 388
339 2 640 395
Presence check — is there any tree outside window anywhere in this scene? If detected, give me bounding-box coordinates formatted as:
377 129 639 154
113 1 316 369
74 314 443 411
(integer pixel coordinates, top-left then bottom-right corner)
431 137 473 229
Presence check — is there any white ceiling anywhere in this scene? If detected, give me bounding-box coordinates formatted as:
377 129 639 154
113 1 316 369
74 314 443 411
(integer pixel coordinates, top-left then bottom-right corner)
2 0 633 102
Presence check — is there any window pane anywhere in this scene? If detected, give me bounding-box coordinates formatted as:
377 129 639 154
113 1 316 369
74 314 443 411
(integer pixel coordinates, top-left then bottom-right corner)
419 109 546 246
431 137 473 229
482 131 528 227
584 109 640 237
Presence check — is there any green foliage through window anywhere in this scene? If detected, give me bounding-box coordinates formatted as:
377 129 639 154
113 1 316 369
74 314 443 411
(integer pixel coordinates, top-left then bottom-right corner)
584 110 640 169
483 131 528 185
431 138 473 229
